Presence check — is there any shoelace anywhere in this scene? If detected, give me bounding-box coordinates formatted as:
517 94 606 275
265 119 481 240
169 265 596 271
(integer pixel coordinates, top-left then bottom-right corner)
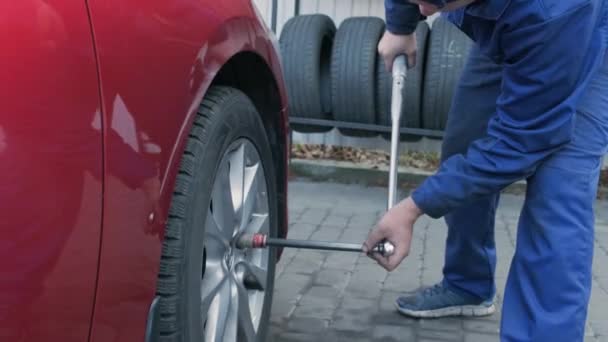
422 283 447 297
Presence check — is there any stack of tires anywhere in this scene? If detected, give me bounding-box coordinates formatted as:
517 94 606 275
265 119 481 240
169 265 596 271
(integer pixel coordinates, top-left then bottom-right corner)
279 14 473 139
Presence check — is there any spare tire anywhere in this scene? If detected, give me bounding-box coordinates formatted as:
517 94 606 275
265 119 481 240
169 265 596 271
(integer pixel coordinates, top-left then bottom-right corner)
421 17 473 131
331 17 385 137
377 21 430 141
280 14 336 133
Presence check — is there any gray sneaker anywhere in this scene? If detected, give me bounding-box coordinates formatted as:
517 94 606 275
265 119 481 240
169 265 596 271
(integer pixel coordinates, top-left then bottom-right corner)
395 282 496 318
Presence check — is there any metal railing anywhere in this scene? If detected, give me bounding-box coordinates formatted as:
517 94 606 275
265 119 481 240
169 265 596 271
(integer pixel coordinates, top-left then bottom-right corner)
289 117 444 138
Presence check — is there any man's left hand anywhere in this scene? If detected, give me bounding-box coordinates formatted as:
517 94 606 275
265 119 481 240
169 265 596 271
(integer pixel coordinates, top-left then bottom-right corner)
363 197 423 271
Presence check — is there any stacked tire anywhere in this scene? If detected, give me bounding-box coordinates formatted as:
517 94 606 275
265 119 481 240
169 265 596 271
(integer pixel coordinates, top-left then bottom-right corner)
331 17 385 137
279 14 336 132
421 17 473 132
279 14 473 138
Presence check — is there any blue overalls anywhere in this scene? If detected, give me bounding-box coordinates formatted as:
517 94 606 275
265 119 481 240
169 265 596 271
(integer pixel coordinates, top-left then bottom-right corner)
386 0 608 340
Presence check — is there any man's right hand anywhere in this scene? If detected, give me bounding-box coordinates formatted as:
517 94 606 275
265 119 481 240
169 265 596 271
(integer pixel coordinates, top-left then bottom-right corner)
378 30 417 72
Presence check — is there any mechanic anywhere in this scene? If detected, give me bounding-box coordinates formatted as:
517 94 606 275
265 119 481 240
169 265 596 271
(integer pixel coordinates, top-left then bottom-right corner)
363 0 608 340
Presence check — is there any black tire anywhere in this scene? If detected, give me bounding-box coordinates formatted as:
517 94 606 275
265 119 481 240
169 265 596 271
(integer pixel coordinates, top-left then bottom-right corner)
421 17 473 131
331 17 385 137
156 86 278 342
280 14 336 133
377 21 430 142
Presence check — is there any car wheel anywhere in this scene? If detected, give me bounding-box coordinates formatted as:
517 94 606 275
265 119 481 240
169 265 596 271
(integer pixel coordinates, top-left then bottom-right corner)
156 86 277 342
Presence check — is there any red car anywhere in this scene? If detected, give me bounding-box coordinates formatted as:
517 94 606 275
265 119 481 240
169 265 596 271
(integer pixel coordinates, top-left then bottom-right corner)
0 1 289 341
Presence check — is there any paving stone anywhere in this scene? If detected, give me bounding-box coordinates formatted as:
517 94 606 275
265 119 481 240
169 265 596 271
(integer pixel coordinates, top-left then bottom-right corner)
286 316 329 333
339 228 370 243
292 300 335 320
297 249 326 262
345 272 383 299
349 213 380 228
325 331 373 342
372 324 415 341
353 263 390 281
274 332 317 342
272 181 608 340
371 309 414 326
270 291 299 323
287 222 318 240
322 214 350 228
324 252 358 271
590 320 608 336
379 291 401 311
593 253 608 277
339 297 378 312
314 269 351 290
299 208 328 225
331 310 373 333
278 248 298 263
418 318 463 332
287 255 325 274
344 283 382 300
589 298 608 321
293 286 341 319
310 228 343 242
356 253 382 266
288 206 304 216
463 319 500 334
465 332 499 342
383 272 421 293
585 322 596 337
274 273 312 298
418 328 465 341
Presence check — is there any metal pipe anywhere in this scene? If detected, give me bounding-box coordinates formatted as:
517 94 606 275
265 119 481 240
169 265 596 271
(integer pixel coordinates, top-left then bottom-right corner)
287 118 444 137
388 55 408 209
271 0 278 32
266 237 363 252
236 234 395 257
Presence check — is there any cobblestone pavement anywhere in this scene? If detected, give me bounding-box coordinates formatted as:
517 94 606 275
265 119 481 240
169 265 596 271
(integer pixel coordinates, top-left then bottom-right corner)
269 180 608 342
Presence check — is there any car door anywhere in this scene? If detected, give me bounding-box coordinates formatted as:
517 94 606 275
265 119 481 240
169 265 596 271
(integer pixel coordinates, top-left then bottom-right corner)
0 1 103 341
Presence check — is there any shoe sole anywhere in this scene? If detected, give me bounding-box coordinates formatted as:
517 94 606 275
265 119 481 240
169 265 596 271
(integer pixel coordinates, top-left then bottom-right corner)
395 302 496 318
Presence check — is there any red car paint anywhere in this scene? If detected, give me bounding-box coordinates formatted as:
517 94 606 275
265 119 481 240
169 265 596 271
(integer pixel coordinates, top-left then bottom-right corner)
0 0 288 341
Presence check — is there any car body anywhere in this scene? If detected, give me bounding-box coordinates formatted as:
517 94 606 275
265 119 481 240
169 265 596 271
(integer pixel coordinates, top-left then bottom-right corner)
0 1 289 341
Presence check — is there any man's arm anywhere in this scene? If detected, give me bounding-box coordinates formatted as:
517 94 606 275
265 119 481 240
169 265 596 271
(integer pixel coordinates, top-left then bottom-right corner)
411 3 599 218
384 0 423 34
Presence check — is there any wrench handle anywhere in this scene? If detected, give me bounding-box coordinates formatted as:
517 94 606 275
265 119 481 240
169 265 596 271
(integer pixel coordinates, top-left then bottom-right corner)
384 55 409 257
388 54 408 210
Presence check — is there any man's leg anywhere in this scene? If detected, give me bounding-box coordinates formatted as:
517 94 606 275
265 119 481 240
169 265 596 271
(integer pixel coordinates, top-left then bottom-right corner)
440 45 502 302
396 44 503 317
500 52 608 341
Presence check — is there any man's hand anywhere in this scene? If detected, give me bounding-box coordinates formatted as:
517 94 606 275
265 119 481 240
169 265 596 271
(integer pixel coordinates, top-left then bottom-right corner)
378 30 417 72
363 197 423 271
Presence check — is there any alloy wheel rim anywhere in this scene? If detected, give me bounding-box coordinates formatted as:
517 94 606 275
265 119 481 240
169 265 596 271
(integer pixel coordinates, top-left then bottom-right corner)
201 138 269 342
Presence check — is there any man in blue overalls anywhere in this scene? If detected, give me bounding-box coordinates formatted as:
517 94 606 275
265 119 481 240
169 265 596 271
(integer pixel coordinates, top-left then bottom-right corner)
363 0 608 340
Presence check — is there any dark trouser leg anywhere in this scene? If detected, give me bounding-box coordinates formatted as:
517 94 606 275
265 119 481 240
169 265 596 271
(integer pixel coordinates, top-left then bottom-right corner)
439 44 503 300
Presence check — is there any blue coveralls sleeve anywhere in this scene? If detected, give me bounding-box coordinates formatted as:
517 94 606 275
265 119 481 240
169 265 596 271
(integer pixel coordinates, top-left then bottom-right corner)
384 0 423 34
411 3 598 218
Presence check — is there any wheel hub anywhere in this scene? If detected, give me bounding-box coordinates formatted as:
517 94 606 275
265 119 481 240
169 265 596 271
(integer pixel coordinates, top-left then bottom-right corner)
224 248 234 269
200 139 270 342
